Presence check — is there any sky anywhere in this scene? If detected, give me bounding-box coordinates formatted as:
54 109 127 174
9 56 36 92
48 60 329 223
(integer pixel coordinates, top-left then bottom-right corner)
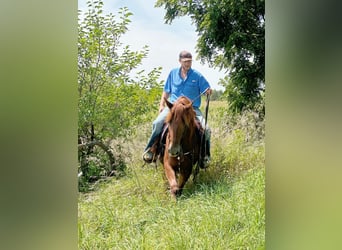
78 0 226 90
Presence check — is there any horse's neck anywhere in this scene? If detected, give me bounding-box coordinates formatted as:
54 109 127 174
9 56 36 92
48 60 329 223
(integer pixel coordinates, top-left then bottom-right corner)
182 125 198 150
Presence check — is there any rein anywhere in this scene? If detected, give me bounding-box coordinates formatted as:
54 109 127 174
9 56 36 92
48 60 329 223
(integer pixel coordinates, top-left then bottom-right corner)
203 93 210 132
190 87 210 105
196 93 210 174
189 88 211 161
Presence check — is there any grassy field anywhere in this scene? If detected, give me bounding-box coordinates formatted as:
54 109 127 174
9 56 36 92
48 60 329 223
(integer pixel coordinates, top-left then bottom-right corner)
78 101 265 249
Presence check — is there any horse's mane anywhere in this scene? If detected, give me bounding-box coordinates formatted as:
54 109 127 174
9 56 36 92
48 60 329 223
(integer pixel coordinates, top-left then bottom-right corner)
165 96 196 131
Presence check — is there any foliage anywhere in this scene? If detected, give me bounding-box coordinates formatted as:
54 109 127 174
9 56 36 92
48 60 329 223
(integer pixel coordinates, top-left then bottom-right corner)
155 0 265 112
210 97 265 144
210 89 224 101
78 0 163 190
207 100 264 178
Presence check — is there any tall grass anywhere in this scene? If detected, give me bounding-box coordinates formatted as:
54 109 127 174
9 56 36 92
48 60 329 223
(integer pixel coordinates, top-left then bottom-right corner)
78 100 265 249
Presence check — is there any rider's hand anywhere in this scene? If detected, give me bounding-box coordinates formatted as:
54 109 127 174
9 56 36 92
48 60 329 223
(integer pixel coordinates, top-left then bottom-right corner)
206 88 212 95
159 105 164 113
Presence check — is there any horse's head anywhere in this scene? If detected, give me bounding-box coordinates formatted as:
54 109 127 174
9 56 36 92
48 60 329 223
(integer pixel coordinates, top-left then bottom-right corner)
165 96 196 157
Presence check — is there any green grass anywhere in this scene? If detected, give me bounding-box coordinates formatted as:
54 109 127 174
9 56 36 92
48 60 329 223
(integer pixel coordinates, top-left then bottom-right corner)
78 167 264 249
78 101 265 249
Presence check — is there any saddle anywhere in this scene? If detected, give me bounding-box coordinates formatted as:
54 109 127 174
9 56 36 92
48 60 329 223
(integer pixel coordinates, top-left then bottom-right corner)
149 120 207 164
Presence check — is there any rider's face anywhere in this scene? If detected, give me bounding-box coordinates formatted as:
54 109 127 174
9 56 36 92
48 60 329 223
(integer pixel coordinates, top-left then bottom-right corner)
179 58 192 71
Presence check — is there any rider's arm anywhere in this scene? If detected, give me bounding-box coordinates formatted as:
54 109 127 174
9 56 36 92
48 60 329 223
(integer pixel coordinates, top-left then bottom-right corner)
159 91 169 113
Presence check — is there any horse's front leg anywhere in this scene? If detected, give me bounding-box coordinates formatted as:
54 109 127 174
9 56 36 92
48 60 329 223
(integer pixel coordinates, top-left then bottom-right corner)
177 160 192 196
163 162 178 199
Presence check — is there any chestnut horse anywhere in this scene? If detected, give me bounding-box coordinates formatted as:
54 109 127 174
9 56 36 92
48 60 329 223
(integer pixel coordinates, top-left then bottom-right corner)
161 96 202 199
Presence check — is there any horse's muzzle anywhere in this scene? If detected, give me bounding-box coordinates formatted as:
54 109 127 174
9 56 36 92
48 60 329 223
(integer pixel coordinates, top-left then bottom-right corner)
168 144 181 157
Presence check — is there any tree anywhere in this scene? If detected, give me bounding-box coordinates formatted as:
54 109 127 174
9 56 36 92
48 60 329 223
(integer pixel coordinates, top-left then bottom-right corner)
210 89 224 101
155 0 265 112
78 0 162 188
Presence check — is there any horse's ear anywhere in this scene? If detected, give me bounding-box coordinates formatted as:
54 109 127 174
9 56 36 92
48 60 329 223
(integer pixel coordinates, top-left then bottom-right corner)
164 97 173 109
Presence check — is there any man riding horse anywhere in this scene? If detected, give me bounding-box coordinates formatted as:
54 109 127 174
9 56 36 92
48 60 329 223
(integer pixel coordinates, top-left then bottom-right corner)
143 50 212 168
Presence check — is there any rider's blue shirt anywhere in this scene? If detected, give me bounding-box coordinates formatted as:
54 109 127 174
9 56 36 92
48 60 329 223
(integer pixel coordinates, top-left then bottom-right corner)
164 67 210 108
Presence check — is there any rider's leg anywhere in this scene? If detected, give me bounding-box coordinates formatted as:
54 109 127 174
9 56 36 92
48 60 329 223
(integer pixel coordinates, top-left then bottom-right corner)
143 108 170 162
